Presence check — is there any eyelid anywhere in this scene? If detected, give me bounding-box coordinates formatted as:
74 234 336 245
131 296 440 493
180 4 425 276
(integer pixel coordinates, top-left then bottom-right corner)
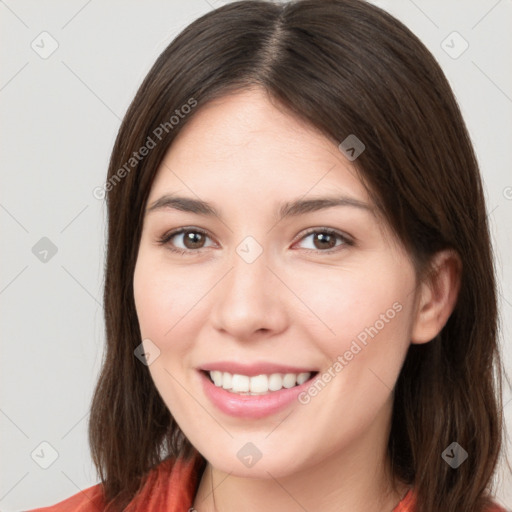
157 226 215 253
157 226 354 255
291 227 354 252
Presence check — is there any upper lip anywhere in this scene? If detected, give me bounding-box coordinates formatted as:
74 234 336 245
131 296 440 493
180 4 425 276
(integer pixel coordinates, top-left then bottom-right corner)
199 361 317 376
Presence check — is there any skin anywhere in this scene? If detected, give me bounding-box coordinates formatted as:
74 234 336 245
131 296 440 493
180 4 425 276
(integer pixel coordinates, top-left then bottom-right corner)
133 87 460 512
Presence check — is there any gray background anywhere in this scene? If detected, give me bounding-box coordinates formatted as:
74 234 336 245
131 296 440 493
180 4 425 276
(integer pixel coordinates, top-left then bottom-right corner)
1 0 511 510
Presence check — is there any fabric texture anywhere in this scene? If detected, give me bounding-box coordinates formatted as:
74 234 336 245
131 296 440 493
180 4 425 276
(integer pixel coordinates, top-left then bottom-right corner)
26 453 508 512
25 455 203 512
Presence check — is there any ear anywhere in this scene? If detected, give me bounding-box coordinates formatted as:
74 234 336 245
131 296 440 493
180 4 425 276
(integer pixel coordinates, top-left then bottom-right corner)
411 249 462 344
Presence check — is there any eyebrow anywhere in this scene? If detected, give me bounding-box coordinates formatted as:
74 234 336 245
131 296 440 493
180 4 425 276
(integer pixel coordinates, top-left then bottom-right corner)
145 194 373 220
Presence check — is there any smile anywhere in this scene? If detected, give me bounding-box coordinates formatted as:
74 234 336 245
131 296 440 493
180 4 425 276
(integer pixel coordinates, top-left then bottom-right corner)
198 363 319 419
207 370 312 394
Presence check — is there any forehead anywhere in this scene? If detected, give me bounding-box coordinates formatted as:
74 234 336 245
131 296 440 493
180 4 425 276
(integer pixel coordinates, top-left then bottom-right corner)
149 87 370 206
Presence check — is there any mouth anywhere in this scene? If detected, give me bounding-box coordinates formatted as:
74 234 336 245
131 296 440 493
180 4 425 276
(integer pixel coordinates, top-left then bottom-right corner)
202 369 318 395
198 365 319 419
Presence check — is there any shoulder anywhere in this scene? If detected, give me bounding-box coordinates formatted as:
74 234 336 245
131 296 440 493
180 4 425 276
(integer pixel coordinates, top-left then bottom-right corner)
24 482 106 511
126 453 204 510
25 454 205 512
393 489 509 512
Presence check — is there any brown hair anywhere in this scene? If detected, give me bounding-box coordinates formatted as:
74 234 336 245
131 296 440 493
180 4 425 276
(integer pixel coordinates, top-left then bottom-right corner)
89 1 504 510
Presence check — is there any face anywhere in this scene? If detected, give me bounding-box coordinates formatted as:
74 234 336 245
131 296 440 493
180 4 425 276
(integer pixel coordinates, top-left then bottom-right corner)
133 87 419 479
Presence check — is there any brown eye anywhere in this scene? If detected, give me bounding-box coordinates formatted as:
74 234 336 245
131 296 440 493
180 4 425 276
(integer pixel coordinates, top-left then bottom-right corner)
312 232 337 250
296 228 352 253
181 230 206 249
157 227 214 254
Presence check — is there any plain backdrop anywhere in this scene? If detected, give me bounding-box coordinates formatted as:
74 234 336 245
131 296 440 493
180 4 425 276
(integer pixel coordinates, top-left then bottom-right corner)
1 0 511 510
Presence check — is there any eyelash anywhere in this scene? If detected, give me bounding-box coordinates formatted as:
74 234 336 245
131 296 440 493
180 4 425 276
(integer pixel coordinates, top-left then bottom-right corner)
156 226 354 256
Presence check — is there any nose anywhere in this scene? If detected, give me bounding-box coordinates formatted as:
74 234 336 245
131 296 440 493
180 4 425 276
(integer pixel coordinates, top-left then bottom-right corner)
210 244 289 341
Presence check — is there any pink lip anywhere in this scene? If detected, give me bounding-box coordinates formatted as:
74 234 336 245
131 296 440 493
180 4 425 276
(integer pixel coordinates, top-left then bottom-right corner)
198 367 317 419
199 361 315 376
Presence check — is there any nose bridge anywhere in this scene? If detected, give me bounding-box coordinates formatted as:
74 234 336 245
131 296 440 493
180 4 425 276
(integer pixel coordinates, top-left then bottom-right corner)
230 240 270 300
211 236 287 338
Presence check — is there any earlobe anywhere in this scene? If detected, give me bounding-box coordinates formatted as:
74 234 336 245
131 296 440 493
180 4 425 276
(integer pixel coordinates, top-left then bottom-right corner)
410 249 462 345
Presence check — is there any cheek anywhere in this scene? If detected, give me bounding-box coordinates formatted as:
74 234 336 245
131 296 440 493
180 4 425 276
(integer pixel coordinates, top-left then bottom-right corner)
294 258 414 353
294 256 415 417
133 251 216 377
133 255 199 413
296 299 413 450
133 263 170 341
133 251 194 342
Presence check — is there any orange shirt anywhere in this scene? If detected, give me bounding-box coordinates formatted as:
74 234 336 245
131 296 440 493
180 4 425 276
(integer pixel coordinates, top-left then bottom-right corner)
26 454 508 512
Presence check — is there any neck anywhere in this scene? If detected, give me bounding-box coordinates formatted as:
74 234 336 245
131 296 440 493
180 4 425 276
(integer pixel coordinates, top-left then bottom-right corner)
192 400 408 512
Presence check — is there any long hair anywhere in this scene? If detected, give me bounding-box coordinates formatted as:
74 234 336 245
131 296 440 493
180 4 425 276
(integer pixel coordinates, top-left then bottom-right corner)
88 1 504 510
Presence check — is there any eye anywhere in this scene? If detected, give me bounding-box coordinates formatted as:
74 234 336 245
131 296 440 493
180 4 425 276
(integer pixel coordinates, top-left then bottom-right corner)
294 228 353 253
157 226 353 256
157 227 215 255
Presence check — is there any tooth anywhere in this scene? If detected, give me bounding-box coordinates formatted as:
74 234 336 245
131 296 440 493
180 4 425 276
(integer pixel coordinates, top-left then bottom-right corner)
222 372 232 390
297 372 310 385
282 373 296 389
231 374 250 392
209 370 312 392
268 373 283 391
210 370 223 386
250 374 269 393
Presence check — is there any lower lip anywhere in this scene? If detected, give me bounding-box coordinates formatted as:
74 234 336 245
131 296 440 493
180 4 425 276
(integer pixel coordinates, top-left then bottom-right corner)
199 371 315 419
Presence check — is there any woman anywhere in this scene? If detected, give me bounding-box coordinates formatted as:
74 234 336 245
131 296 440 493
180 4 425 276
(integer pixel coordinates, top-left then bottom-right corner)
28 0 508 511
